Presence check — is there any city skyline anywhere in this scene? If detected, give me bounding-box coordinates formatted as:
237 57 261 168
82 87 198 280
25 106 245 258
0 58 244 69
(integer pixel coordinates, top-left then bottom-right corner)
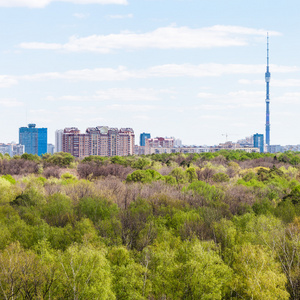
1 1 300 145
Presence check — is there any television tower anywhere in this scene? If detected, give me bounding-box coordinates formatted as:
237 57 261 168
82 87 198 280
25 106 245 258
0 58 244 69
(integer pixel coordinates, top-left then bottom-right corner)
265 34 271 146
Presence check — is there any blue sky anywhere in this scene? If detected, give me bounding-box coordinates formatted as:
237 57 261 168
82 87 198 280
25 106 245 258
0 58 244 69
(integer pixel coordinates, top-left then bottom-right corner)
0 0 299 146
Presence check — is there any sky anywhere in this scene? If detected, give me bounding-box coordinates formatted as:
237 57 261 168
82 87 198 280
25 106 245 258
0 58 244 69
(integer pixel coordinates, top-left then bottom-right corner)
1 0 300 146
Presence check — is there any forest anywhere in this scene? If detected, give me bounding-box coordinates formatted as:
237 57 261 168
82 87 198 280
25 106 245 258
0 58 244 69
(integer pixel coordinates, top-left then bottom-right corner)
1 150 300 299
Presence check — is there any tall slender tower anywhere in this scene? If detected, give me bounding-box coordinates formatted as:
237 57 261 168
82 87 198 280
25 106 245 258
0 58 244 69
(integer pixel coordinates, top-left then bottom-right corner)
265 34 271 146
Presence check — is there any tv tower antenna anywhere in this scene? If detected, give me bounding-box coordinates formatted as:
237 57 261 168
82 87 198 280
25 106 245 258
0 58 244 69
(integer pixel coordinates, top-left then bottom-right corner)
265 33 271 146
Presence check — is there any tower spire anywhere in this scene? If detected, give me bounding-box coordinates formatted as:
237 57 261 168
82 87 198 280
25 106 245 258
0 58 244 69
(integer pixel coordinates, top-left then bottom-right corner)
265 33 271 147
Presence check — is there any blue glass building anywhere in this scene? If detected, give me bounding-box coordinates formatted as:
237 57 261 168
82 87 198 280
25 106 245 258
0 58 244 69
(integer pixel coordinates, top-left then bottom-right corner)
253 133 264 153
140 132 151 146
19 124 47 155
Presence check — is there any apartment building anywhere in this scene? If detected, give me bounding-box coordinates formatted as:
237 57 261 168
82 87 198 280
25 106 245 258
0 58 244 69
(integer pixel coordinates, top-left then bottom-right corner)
62 126 135 158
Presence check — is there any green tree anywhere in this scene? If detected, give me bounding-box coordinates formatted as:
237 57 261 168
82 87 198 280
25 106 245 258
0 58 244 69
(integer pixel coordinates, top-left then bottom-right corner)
212 172 230 183
183 241 232 299
108 246 149 299
185 167 198 183
57 243 115 299
126 169 163 183
230 244 289 300
0 242 57 299
169 167 188 184
43 152 75 167
78 197 119 223
42 193 73 227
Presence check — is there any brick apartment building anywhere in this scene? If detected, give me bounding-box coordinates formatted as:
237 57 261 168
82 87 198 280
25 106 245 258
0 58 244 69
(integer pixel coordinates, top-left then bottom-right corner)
61 126 134 158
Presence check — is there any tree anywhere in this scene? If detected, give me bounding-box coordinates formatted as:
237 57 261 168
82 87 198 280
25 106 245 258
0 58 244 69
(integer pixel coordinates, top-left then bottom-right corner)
230 244 289 299
185 167 198 183
212 172 230 183
42 152 75 167
126 169 163 183
169 167 188 184
108 246 149 299
57 243 115 299
42 193 73 227
78 197 119 224
183 241 232 299
0 242 57 299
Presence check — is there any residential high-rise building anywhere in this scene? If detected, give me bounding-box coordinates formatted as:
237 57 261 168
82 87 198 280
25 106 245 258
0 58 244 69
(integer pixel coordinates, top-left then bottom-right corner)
119 128 135 156
63 127 89 158
19 124 47 155
140 132 151 146
55 129 64 152
174 138 182 147
47 143 55 155
62 126 135 158
253 133 264 153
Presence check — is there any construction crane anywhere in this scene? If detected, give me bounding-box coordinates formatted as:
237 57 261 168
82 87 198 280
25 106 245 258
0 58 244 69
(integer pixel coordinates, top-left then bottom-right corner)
221 133 238 143
222 133 229 143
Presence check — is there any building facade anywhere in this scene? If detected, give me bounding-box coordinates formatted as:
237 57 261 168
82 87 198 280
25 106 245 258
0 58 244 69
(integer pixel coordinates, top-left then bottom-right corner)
145 137 174 149
140 145 260 155
47 143 55 155
140 132 151 146
62 126 135 158
0 143 24 156
55 129 64 152
253 133 264 153
19 124 47 155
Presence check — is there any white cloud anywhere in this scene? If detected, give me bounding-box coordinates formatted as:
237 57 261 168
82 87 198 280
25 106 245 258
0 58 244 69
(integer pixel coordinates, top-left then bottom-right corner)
45 88 164 102
273 79 300 87
19 63 298 84
226 90 265 107
19 25 280 52
0 76 18 88
195 90 265 110
107 13 133 19
199 115 229 120
0 98 23 107
73 13 89 19
22 66 137 81
274 92 300 104
0 0 127 8
133 115 151 121
148 63 298 77
0 63 297 91
197 92 214 98
239 77 300 87
29 109 47 113
94 88 160 101
106 104 156 112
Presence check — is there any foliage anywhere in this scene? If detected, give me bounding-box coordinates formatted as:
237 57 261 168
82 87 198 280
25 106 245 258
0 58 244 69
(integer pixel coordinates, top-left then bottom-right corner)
212 172 230 182
42 152 75 167
126 169 163 183
1 151 300 298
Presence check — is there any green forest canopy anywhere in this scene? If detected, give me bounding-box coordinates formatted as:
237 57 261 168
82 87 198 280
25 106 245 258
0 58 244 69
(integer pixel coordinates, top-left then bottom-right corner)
0 150 300 299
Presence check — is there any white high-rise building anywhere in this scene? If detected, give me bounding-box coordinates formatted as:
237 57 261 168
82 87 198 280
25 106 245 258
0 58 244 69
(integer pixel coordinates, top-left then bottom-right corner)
55 129 64 153
174 139 182 147
47 143 55 155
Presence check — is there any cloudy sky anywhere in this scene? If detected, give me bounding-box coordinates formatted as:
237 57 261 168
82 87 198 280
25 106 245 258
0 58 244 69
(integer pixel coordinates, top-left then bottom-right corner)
1 0 299 146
